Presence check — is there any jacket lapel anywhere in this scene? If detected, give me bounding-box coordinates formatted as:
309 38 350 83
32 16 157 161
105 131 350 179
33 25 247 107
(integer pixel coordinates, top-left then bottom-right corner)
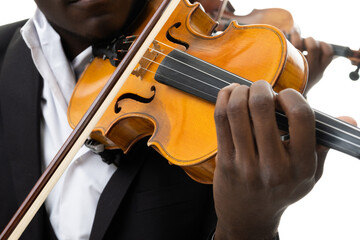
89 153 145 240
0 26 54 240
0 29 43 205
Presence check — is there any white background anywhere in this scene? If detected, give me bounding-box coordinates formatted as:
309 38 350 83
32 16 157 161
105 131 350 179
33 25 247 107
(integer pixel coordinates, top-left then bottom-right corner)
1 0 360 239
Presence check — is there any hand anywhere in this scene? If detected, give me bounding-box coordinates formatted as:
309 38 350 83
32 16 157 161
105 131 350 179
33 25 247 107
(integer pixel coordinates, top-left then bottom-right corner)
289 30 334 95
213 81 325 240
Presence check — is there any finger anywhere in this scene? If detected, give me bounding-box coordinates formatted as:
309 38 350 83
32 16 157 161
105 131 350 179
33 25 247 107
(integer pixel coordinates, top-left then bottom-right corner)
226 84 257 164
214 84 237 162
338 116 357 126
314 144 329 182
303 37 320 66
289 31 304 52
248 81 283 162
319 41 334 68
277 89 316 166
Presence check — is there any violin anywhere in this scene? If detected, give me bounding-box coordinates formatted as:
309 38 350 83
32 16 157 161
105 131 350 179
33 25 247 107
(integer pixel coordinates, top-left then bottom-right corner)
196 0 360 80
69 0 360 181
68 0 309 184
2 0 360 239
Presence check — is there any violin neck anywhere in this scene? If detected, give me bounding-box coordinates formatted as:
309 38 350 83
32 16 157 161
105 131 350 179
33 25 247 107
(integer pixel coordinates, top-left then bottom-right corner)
155 49 360 159
331 44 355 58
276 108 360 159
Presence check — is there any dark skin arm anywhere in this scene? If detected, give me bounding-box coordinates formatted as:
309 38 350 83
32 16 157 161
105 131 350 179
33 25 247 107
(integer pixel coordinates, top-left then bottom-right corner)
213 81 327 239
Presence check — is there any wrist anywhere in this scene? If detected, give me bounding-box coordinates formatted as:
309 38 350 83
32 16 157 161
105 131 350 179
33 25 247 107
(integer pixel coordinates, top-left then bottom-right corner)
213 231 279 240
214 219 280 240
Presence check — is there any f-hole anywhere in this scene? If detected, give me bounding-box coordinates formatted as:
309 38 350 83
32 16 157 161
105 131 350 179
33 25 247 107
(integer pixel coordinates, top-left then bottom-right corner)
114 86 156 113
166 22 190 49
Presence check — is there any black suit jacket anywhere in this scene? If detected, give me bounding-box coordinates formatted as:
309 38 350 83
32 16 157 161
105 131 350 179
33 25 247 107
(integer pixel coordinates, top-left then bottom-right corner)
0 21 217 240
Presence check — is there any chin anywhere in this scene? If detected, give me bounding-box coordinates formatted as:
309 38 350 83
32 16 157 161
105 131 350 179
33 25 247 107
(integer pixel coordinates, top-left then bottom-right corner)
83 29 122 44
79 18 126 42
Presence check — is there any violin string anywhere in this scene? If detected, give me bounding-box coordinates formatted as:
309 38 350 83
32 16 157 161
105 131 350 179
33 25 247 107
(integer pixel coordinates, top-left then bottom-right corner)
144 42 360 142
151 40 253 85
119 51 232 89
137 54 360 143
115 41 360 146
139 66 218 100
118 43 227 97
140 45 360 138
137 63 360 150
275 111 360 148
120 43 235 91
141 55 222 91
124 39 253 86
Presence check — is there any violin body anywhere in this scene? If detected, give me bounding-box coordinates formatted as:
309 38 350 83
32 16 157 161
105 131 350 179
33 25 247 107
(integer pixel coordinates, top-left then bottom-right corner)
196 0 295 33
68 0 308 183
220 8 295 33
200 0 360 80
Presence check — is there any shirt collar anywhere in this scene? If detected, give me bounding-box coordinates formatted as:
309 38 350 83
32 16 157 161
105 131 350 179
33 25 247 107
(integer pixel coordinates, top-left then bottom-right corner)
20 9 92 107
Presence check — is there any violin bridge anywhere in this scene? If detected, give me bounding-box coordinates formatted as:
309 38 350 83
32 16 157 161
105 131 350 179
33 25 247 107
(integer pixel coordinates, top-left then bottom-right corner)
132 41 162 79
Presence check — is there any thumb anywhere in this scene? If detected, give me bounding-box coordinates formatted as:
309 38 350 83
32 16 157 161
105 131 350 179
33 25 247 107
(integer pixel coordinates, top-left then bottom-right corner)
337 116 357 127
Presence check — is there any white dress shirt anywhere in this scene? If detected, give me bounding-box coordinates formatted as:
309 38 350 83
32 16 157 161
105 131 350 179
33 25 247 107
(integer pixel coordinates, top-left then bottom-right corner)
20 9 117 240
